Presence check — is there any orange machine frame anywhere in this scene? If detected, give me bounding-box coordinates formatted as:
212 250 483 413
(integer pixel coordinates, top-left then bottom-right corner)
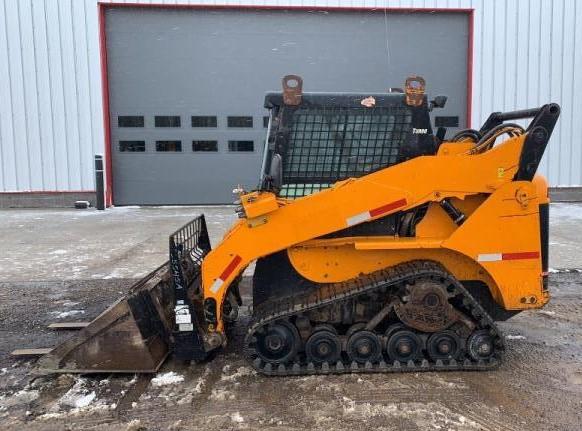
200 133 547 334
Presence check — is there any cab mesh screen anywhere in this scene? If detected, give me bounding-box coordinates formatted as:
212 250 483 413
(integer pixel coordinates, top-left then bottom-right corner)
279 105 412 198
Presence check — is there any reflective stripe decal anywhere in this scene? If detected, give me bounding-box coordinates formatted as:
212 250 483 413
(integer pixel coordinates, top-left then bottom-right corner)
346 198 408 227
477 253 502 262
219 255 242 280
210 278 224 293
210 255 242 294
478 251 540 262
369 198 408 217
346 212 370 227
502 251 540 260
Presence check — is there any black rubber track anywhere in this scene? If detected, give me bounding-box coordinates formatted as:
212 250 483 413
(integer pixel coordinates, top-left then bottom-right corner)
243 260 504 376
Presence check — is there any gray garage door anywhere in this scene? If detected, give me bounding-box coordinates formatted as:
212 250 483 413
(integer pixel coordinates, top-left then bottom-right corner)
106 7 469 205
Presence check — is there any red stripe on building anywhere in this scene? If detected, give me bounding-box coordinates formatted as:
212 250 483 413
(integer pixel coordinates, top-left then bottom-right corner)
502 251 540 261
369 198 408 217
219 255 243 281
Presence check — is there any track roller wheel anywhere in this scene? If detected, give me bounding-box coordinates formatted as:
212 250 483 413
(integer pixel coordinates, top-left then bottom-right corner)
346 330 382 364
426 330 462 361
346 323 366 338
467 329 494 361
384 323 406 340
255 320 300 364
312 324 338 335
386 330 422 362
305 330 341 364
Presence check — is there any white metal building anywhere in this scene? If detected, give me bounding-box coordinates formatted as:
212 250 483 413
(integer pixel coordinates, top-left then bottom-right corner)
0 0 581 206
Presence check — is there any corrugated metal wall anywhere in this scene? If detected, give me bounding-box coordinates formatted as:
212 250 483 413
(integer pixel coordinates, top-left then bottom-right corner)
0 0 581 192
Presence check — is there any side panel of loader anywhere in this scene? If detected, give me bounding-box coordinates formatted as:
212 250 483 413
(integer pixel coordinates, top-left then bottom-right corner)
285 180 546 310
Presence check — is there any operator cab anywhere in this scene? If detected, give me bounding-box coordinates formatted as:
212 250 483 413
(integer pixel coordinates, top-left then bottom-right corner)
260 75 447 198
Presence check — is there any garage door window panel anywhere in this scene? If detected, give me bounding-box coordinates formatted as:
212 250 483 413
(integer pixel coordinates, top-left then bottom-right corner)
118 116 144 127
119 140 146 152
155 116 181 127
228 116 253 128
192 116 218 128
193 140 218 152
156 140 182 152
228 140 254 152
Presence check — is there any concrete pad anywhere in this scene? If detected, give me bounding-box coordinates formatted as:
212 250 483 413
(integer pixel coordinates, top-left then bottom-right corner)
549 203 582 269
0 206 236 281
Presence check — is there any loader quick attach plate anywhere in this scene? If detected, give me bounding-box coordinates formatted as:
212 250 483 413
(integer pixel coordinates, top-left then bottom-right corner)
263 92 436 198
35 215 211 374
169 215 212 362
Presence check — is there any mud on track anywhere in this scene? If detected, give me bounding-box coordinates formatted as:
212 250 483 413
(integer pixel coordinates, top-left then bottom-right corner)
1 273 581 431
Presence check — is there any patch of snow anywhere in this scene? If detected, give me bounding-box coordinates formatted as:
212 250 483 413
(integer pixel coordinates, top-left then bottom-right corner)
539 310 556 317
59 381 96 409
126 374 138 386
193 366 212 394
125 419 143 431
151 371 184 387
548 268 561 273
71 392 96 408
177 393 193 406
220 366 256 382
51 309 85 319
340 398 481 429
0 368 6 375
231 412 244 423
0 388 39 408
506 335 526 340
60 300 79 307
210 388 235 401
49 249 68 255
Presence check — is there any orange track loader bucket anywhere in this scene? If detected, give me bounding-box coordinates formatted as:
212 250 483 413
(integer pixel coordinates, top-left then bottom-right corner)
36 216 211 374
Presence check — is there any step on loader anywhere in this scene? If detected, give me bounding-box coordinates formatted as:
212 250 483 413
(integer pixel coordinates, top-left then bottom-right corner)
32 75 560 375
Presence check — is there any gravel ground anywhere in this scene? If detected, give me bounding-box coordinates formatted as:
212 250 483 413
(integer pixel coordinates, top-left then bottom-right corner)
0 205 581 430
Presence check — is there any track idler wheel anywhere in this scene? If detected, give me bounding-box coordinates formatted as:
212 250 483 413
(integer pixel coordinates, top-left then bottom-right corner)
346 330 382 364
426 330 462 361
255 320 300 364
467 329 495 361
386 329 422 362
305 330 341 364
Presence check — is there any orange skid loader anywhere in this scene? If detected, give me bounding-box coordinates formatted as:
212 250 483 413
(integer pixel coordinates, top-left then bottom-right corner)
33 76 560 376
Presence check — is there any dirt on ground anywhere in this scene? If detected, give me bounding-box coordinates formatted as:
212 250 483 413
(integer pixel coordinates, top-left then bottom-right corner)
1 272 582 431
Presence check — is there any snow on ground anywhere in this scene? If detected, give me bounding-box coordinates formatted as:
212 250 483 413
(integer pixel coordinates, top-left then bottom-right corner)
151 372 184 387
538 310 556 317
193 366 212 394
50 309 85 319
35 377 115 420
210 388 236 401
59 384 96 409
220 365 256 382
506 335 526 340
230 411 245 423
550 203 582 221
0 388 39 409
340 397 481 430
